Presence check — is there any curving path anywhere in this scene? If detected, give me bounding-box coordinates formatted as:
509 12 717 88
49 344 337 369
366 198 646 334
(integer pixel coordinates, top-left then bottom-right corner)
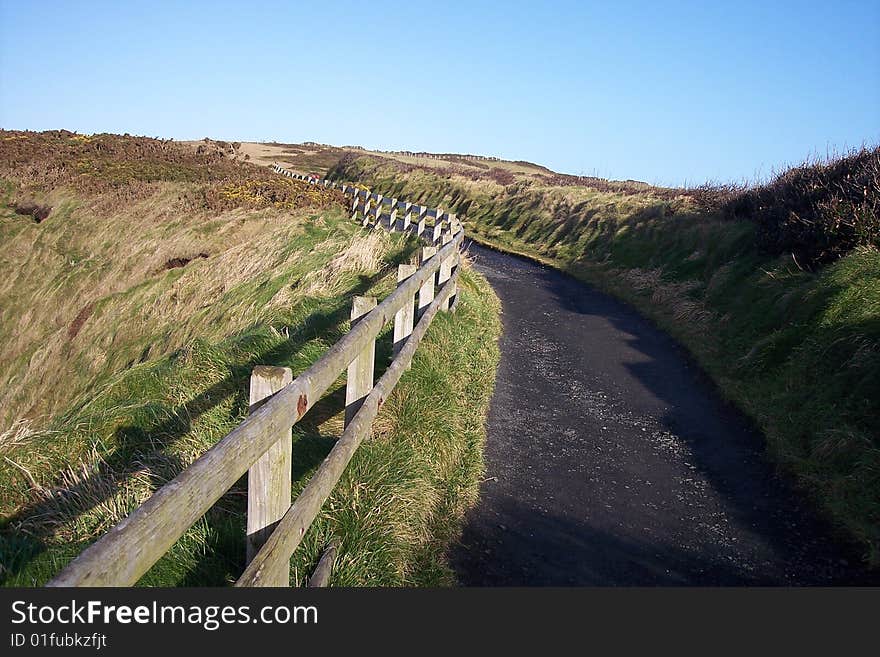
451 242 875 586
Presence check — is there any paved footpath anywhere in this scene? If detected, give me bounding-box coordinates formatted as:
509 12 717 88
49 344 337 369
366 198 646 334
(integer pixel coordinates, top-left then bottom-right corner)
451 242 876 585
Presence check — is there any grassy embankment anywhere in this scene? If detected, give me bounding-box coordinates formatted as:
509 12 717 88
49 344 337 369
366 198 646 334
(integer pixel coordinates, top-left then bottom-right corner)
0 131 500 586
331 149 880 564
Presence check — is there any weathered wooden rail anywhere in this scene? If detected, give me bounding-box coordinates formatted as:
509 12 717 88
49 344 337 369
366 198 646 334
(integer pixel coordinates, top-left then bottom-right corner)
48 167 464 587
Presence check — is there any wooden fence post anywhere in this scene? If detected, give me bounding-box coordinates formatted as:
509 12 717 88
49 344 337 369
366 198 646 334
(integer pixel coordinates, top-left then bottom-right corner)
247 365 294 585
439 233 455 312
393 265 417 356
446 248 461 312
418 246 437 317
345 296 377 427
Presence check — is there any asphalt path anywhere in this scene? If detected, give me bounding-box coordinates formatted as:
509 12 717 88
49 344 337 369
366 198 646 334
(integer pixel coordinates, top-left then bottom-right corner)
451 241 875 585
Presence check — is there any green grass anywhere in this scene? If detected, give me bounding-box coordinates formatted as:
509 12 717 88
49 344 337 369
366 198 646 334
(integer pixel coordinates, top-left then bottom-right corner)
1 235 500 586
335 155 880 565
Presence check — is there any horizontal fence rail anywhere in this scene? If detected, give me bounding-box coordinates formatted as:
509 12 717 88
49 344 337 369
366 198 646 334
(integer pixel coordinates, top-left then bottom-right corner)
48 165 465 588
238 265 460 586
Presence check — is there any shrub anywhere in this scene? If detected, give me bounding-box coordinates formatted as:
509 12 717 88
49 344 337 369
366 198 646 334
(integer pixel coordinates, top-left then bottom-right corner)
0 130 346 215
720 146 880 267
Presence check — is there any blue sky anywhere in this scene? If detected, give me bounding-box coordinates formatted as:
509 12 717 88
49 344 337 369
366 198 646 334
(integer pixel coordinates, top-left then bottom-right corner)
1 0 877 186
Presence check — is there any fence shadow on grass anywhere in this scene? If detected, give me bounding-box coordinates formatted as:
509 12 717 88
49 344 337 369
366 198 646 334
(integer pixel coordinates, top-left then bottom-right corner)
0 265 407 586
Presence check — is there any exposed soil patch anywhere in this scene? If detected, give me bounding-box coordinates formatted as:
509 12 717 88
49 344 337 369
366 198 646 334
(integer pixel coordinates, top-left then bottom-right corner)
164 252 209 270
14 203 52 223
68 302 95 339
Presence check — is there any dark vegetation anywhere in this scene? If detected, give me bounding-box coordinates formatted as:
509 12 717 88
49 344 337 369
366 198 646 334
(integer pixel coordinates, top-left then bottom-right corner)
13 202 51 223
0 130 344 215
163 253 209 270
718 147 880 267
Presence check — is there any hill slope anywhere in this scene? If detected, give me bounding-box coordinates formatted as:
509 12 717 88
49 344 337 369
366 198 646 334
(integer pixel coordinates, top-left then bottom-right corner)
0 131 501 585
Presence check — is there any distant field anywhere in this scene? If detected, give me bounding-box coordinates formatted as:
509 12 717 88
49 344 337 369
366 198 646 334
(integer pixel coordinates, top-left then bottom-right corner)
230 140 558 181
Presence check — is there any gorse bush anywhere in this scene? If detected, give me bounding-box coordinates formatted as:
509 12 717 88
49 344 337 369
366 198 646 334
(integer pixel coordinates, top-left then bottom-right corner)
0 130 343 215
718 146 880 267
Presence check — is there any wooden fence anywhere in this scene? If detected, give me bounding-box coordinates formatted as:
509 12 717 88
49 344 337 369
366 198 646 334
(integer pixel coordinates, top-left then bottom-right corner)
48 165 464 587
271 164 462 242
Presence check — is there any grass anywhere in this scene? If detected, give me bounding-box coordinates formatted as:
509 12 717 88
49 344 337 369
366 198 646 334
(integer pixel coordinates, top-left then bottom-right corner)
332 150 880 566
0 131 502 586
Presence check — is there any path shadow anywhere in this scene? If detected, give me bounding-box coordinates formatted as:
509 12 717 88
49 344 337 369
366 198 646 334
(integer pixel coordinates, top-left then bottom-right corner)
462 242 878 585
450 494 872 586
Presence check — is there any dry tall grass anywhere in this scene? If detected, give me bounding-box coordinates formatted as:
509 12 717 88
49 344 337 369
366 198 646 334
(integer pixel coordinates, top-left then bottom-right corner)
0 187 335 428
0 130 352 430
296 232 391 298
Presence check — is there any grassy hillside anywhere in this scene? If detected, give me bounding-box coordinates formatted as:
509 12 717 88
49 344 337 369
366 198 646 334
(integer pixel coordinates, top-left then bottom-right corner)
330 148 880 565
0 131 501 585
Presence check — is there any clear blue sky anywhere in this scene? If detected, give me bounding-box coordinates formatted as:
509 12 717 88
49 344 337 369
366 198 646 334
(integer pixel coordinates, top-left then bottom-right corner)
1 0 878 186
